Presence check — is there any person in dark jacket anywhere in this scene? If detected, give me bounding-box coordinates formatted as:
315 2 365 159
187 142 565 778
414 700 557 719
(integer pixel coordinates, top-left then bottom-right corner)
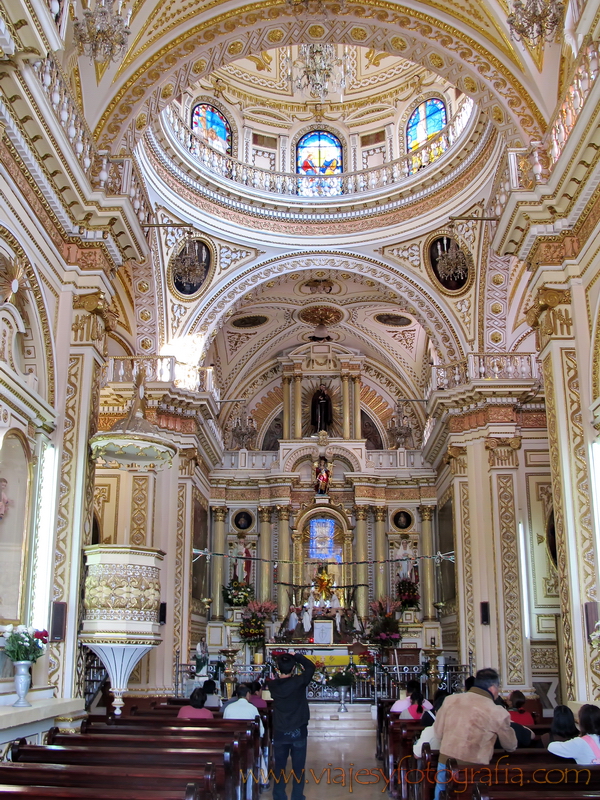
268 651 315 800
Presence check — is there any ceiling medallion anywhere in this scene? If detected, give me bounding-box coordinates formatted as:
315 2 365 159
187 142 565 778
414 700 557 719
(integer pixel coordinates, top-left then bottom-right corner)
0 254 29 322
73 0 132 65
231 315 269 329
299 305 343 327
507 0 564 44
374 313 412 327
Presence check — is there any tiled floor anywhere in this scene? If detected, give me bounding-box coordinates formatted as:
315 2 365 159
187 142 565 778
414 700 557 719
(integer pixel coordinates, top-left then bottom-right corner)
262 733 384 799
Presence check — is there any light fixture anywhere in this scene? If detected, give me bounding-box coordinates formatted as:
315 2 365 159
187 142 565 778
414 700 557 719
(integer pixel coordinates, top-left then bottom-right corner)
309 322 332 342
286 44 351 103
507 0 564 44
73 0 131 65
172 237 210 290
231 404 256 450
435 224 472 283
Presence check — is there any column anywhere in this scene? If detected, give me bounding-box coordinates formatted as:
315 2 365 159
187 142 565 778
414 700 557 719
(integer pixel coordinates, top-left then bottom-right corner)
294 375 303 440
373 506 387 600
277 506 292 620
211 507 228 619
341 374 350 440
282 376 291 440
258 506 272 602
354 506 369 619
48 289 114 698
353 376 362 439
418 506 436 621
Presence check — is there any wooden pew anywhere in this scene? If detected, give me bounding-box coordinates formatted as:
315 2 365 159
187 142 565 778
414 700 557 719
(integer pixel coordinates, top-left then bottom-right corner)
0 763 214 798
0 784 200 799
11 741 236 800
474 791 600 800
387 719 425 798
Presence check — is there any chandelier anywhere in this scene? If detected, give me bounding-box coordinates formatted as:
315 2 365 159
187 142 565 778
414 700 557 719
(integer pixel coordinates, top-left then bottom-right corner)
436 225 472 283
507 0 564 44
286 45 351 103
231 405 256 450
172 238 210 288
73 0 131 65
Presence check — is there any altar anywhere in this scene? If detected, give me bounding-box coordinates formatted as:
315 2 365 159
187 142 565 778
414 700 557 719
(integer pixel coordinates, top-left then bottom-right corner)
265 642 356 666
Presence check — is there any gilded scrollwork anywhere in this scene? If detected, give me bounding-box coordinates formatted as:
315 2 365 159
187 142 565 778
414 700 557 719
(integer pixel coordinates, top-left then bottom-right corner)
84 564 161 619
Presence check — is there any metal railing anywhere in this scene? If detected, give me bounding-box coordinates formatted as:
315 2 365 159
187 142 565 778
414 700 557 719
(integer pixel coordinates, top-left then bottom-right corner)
163 97 475 200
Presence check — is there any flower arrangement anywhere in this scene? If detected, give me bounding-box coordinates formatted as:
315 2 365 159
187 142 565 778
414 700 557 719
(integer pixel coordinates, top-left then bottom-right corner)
245 600 277 619
327 664 357 687
396 579 420 612
2 625 48 663
367 597 403 647
222 579 254 607
238 600 276 646
357 650 378 676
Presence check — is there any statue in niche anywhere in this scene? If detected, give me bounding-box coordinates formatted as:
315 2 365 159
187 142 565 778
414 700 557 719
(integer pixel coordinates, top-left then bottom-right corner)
314 456 332 495
311 383 333 433
233 536 252 584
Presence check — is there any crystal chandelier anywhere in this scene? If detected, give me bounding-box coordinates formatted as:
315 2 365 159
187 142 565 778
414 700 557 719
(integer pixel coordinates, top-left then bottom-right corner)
73 0 131 65
172 238 209 287
286 45 351 103
507 0 564 44
436 225 472 282
231 405 256 450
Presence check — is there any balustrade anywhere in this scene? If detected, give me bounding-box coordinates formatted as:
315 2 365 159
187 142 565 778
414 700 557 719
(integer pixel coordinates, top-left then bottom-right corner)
163 97 475 199
32 55 151 223
103 356 221 400
426 353 539 397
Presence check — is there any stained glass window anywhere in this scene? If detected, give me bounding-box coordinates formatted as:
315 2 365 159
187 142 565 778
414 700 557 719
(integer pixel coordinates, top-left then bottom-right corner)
296 130 343 197
309 518 341 562
191 103 232 155
406 99 447 152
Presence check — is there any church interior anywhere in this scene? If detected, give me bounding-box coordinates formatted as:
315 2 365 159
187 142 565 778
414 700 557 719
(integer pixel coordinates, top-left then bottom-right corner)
0 0 600 791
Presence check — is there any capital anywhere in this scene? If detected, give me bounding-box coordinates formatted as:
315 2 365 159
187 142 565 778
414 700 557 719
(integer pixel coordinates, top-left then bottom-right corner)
258 506 273 523
354 505 369 521
277 505 291 521
213 506 228 522
373 506 387 523
418 505 435 522
73 290 118 331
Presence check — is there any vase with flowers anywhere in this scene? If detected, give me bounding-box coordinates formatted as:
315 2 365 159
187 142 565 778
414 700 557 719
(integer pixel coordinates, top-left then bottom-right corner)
238 600 277 660
367 598 403 654
2 624 48 707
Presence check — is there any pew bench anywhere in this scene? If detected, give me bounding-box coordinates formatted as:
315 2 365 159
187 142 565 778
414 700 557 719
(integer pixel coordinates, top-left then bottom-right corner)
0 784 200 799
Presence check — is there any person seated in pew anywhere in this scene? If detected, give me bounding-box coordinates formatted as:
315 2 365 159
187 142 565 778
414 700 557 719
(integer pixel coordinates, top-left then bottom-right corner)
201 678 222 709
223 683 265 735
390 679 433 714
422 690 449 728
414 692 449 756
399 688 428 720
508 690 536 727
541 705 580 747
464 676 475 692
177 688 214 720
248 680 268 710
548 704 600 764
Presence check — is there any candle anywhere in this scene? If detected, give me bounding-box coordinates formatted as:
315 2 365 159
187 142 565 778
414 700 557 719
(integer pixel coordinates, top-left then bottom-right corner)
226 626 231 648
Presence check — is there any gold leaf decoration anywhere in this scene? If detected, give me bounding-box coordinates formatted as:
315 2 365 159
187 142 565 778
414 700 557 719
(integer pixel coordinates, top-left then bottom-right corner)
0 254 29 323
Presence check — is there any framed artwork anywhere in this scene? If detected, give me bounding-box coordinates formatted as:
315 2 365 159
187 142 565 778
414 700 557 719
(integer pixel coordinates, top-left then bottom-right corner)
0 432 31 625
392 509 414 531
191 103 232 155
314 619 334 645
232 510 254 532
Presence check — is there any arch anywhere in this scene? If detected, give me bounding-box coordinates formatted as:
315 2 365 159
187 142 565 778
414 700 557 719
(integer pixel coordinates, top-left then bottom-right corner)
95 5 546 151
178 252 468 366
323 445 362 473
293 500 353 535
284 445 319 472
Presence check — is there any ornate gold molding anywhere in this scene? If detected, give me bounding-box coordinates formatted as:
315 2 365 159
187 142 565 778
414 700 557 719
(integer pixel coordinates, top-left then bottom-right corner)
485 437 521 468
73 291 118 332
213 506 228 522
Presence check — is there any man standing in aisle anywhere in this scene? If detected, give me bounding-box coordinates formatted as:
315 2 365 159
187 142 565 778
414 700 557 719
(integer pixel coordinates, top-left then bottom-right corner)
268 650 315 800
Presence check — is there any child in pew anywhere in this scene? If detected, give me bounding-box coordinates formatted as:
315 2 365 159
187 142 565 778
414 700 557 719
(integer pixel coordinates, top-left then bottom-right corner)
507 690 536 727
390 679 433 714
548 704 600 763
541 705 580 747
399 688 428 720
177 688 214 720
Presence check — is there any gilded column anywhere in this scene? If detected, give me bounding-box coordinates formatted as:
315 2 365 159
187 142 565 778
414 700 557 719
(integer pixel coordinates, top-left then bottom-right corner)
211 507 228 620
342 374 351 440
418 505 436 621
353 376 362 439
258 506 272 602
294 375 303 440
277 506 292 619
373 507 388 600
354 505 369 619
282 376 291 440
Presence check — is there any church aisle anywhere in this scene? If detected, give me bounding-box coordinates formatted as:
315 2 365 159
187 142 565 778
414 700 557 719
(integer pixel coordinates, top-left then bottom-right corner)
263 733 384 799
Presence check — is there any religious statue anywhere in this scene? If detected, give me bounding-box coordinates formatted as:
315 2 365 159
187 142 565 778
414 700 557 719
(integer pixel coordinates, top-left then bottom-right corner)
233 536 252 584
195 638 209 677
0 477 9 519
395 538 412 580
314 456 332 495
410 541 420 584
288 606 299 632
311 384 333 433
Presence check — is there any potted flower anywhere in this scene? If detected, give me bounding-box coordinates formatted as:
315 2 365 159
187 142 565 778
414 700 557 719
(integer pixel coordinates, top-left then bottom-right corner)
396 579 420 614
222 579 255 608
2 624 48 707
238 600 276 662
